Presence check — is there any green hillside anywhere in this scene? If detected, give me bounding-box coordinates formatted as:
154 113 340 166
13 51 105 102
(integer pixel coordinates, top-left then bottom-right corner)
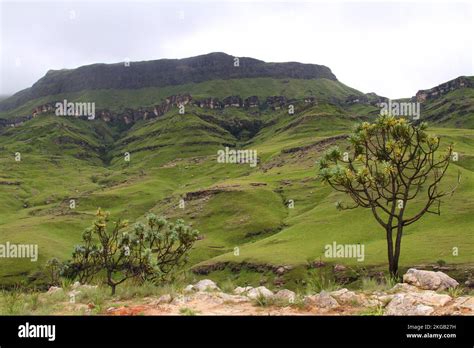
1 96 473 288
0 77 361 120
421 87 474 128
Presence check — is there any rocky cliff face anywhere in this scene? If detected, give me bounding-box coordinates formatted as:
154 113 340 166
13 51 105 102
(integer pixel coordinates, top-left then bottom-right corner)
0 52 337 112
0 93 314 128
345 92 388 106
415 76 472 102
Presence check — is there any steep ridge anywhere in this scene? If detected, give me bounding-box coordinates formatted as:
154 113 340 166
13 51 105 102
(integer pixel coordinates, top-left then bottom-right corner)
0 52 337 112
414 76 474 128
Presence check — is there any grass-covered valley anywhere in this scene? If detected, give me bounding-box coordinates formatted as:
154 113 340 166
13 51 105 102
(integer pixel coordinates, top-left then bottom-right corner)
1 88 473 292
0 54 473 317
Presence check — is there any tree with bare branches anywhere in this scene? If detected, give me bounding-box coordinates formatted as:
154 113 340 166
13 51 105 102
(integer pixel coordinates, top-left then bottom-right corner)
317 115 459 277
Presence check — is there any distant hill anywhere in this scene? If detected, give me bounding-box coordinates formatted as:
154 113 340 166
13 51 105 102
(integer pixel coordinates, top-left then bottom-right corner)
413 76 474 127
0 52 337 112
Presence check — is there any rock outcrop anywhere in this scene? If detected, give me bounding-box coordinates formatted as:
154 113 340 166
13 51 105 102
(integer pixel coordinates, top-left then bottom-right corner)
273 289 296 303
415 76 472 102
246 286 274 300
402 268 459 291
385 293 436 315
222 95 243 108
185 279 220 292
0 92 321 129
0 52 337 112
266 96 287 110
304 291 340 309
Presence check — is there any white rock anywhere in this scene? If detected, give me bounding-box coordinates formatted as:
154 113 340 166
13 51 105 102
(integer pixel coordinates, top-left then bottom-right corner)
413 304 435 315
234 286 253 295
412 291 452 307
193 279 220 292
454 297 474 311
157 294 172 304
171 295 189 305
403 268 459 291
330 288 363 305
72 281 81 289
184 285 194 293
385 293 434 315
274 289 296 303
390 283 421 293
193 291 224 305
304 291 339 309
372 294 395 306
276 267 286 275
247 286 274 300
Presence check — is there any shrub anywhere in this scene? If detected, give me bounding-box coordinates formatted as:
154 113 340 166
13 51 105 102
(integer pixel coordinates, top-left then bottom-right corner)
65 208 199 295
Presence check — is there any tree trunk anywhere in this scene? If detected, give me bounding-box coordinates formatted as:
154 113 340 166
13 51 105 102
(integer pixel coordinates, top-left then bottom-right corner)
386 226 396 277
107 270 116 295
391 223 404 278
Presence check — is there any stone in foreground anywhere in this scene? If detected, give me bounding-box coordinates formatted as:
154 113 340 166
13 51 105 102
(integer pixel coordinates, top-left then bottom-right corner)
193 279 220 292
274 289 296 303
403 268 459 291
304 291 339 309
246 286 274 300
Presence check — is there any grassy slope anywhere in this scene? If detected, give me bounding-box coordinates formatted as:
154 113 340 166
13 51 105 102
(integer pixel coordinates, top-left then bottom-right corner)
422 87 474 128
0 97 473 286
0 78 362 119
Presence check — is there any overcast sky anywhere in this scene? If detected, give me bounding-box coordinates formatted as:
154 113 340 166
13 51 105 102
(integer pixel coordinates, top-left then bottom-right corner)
0 0 472 99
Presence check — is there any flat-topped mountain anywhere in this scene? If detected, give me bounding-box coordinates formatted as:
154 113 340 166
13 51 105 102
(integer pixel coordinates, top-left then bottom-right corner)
0 52 337 112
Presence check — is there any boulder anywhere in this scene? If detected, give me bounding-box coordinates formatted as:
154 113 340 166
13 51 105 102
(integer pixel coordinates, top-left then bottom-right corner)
274 289 296 303
304 291 339 309
157 294 172 304
385 293 434 315
193 279 220 292
330 288 364 305
334 264 347 272
454 297 474 311
465 279 474 288
171 295 189 305
246 286 274 300
412 291 452 307
193 291 224 305
234 286 253 295
403 268 459 291
371 294 395 306
275 267 286 275
183 285 194 293
390 283 420 293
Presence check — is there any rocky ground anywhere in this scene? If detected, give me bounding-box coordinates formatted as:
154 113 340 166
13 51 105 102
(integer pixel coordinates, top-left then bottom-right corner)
46 268 474 316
